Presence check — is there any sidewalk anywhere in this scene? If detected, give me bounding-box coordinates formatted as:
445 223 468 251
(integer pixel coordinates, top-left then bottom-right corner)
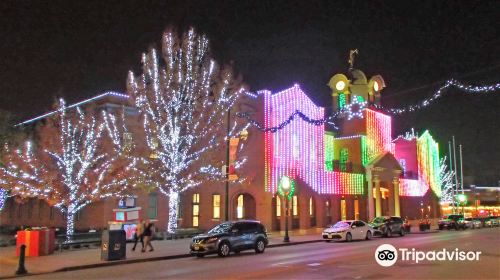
0 228 324 278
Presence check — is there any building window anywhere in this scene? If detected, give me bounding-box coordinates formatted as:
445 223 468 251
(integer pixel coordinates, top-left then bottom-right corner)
341 199 347 220
148 193 158 219
276 197 281 217
76 209 81 221
309 197 314 216
28 200 33 219
192 193 200 227
399 159 406 177
354 199 359 220
212 194 220 219
8 199 14 219
326 200 331 217
17 203 22 219
123 132 133 153
340 148 349 171
236 194 244 219
38 200 44 219
177 195 183 219
292 196 298 216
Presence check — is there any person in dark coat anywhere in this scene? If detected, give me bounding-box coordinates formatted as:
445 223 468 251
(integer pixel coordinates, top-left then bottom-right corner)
142 220 154 252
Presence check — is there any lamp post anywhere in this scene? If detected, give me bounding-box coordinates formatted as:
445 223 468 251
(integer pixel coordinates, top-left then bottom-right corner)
278 176 295 243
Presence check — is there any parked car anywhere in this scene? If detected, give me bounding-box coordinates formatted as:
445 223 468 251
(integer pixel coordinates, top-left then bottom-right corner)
438 214 466 230
484 217 499 227
465 218 482 229
190 220 268 258
322 220 374 242
370 216 405 237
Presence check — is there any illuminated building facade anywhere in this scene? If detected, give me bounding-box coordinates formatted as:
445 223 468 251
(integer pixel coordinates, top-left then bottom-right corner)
1 67 442 232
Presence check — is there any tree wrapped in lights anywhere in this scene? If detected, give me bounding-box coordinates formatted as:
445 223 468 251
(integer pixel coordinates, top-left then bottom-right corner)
439 157 455 203
0 100 136 238
127 28 246 232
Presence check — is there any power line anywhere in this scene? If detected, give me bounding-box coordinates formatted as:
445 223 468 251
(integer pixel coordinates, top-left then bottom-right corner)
384 63 500 99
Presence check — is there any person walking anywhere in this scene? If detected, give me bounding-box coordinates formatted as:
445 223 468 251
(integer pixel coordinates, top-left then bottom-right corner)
142 220 154 252
132 220 144 251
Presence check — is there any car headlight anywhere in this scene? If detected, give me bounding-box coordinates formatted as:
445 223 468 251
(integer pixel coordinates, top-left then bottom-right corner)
205 237 218 243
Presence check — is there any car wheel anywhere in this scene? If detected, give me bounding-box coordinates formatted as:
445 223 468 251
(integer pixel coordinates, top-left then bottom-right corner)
196 254 205 258
346 233 352 242
255 238 266 254
365 231 372 240
400 227 405 236
217 242 231 257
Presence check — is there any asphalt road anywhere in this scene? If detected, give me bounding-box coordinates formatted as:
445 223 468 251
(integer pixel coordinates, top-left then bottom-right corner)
27 228 500 280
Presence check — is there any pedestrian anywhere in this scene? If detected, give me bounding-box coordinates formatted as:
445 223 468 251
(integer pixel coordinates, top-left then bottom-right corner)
132 220 144 251
142 220 154 252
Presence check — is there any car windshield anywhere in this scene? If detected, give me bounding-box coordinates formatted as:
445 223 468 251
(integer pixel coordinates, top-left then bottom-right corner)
207 223 232 234
332 221 351 228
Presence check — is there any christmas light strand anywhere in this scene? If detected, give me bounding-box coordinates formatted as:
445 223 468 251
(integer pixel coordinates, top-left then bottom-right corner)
376 79 500 115
239 79 499 133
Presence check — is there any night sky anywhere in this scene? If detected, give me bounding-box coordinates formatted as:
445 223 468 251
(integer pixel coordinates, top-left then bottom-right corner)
0 0 499 184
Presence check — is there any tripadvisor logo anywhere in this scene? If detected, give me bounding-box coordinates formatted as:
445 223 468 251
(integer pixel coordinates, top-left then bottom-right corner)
375 244 482 267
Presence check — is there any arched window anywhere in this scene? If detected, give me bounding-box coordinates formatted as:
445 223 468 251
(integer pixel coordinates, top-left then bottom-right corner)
309 197 314 216
276 197 281 217
237 194 244 219
292 196 298 216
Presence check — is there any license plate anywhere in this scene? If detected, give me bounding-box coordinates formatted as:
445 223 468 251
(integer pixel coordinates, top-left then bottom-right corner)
328 234 333 239
193 245 199 250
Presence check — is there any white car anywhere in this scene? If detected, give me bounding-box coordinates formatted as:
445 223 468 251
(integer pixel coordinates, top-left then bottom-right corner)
322 220 374 242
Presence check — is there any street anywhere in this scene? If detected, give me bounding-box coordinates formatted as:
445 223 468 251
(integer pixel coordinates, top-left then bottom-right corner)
26 228 500 279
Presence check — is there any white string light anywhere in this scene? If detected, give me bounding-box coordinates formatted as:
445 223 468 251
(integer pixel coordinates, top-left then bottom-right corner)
128 28 246 233
0 99 137 239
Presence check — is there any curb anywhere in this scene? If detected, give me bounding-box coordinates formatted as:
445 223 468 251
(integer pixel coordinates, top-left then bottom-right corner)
0 239 323 278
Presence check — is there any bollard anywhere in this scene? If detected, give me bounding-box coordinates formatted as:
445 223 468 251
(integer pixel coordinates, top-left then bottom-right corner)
15 244 28 275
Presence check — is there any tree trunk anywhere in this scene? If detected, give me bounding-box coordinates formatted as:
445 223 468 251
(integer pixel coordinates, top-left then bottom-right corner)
167 190 179 233
66 211 75 242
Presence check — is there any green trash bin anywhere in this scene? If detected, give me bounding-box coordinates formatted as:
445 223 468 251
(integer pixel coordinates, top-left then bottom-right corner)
101 230 126 261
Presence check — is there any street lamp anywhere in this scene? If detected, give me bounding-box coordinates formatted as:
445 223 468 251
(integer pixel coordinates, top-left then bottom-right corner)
456 194 467 215
278 176 295 243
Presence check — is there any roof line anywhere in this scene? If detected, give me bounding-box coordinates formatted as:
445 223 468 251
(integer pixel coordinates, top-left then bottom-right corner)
15 92 129 126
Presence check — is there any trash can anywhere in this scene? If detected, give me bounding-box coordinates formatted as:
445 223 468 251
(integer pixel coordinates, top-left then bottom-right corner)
101 230 126 261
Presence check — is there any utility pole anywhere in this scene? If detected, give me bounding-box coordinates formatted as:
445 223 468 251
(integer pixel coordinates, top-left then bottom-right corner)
225 108 231 221
452 136 459 213
459 144 464 194
448 141 454 213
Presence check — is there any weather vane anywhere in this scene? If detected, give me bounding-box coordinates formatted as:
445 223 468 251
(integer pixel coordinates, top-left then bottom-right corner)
348 49 359 69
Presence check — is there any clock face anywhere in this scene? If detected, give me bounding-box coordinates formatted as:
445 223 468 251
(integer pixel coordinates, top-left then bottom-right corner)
373 81 379 92
336 80 346 91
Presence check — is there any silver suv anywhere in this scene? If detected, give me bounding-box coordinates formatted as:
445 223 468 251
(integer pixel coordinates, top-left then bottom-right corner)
190 220 268 258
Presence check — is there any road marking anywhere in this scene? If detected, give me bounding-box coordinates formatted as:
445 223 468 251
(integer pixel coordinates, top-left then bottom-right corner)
308 262 322 267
